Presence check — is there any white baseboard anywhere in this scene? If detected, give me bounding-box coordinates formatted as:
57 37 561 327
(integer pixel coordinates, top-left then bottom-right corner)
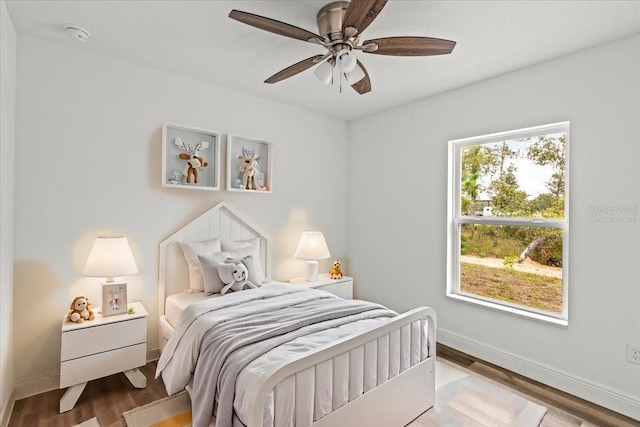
0 389 16 427
14 373 58 400
438 328 640 421
147 347 160 362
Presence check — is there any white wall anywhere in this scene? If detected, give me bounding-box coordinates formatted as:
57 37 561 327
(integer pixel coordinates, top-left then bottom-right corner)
0 0 17 422
348 34 640 419
13 35 348 396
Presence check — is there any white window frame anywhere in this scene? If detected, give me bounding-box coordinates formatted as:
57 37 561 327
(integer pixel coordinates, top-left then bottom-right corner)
447 122 570 326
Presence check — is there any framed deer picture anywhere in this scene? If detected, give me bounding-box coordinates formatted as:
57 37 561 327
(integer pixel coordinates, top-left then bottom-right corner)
101 283 127 317
162 123 221 190
226 134 273 193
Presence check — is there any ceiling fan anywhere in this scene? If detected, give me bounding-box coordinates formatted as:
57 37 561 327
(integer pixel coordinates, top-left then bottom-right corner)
228 0 456 95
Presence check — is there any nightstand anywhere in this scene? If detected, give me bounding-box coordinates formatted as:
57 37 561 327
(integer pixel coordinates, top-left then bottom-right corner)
289 273 353 299
59 301 148 413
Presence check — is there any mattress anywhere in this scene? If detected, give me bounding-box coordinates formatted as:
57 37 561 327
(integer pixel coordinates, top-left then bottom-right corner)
165 291 220 327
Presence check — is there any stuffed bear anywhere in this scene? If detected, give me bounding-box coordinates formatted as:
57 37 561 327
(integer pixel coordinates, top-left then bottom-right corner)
68 296 95 323
217 260 257 295
330 259 343 279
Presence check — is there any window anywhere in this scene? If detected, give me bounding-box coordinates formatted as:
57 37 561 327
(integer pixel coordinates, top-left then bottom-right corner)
447 122 569 325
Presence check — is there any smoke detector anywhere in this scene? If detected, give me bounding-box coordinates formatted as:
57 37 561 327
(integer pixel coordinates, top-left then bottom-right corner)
63 24 90 42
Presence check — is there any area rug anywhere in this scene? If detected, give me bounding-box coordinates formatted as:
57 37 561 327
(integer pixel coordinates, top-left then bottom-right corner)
122 390 201 427
410 359 547 427
72 417 101 427
123 360 546 427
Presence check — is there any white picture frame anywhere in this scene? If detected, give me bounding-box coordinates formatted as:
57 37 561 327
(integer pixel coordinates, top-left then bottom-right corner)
101 283 128 317
226 134 273 193
162 123 221 190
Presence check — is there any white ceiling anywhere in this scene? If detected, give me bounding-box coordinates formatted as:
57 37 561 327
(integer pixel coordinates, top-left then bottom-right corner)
6 1 640 121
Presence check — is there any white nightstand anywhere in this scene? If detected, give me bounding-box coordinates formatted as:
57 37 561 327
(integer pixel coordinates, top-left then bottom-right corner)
59 301 148 413
289 273 353 299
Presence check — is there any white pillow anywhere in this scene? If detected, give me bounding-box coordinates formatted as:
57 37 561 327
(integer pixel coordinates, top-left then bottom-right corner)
221 238 266 283
178 239 222 291
198 252 231 294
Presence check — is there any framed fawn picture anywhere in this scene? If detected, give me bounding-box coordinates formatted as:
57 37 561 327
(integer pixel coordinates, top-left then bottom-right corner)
162 123 221 190
101 283 127 317
226 134 273 193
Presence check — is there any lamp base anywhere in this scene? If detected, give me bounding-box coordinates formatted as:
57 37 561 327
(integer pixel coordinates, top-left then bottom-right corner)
305 260 320 282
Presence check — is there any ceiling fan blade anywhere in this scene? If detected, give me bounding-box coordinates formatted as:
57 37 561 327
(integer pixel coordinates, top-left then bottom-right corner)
363 36 456 56
351 60 371 95
343 0 389 34
229 10 321 43
265 55 325 84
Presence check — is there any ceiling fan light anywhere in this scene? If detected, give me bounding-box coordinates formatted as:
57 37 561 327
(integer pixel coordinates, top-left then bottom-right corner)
344 65 365 85
313 61 333 85
336 49 357 73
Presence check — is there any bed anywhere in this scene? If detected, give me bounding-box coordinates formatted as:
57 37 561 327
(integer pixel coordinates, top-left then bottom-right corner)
156 201 437 427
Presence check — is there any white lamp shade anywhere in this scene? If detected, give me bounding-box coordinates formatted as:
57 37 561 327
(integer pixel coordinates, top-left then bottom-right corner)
344 64 366 85
336 49 357 73
82 237 138 279
294 232 331 260
313 60 333 85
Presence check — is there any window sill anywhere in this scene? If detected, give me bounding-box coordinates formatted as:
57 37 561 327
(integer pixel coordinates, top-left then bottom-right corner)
446 293 568 328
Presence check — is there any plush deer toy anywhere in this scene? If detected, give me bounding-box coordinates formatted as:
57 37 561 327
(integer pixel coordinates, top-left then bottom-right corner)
238 147 260 190
175 138 209 184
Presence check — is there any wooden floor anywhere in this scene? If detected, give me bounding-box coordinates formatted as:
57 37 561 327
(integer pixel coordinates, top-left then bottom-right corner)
8 362 168 427
8 346 639 427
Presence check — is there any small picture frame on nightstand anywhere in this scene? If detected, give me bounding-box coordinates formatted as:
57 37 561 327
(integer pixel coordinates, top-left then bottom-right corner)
102 283 127 317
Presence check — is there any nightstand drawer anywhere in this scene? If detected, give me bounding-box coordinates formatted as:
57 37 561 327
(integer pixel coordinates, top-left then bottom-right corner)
315 281 353 299
60 343 146 388
290 274 354 299
61 317 146 361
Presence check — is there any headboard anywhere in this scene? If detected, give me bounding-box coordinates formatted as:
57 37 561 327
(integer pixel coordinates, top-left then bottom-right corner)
158 201 269 316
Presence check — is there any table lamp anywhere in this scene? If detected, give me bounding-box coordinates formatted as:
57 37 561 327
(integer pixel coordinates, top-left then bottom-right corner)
82 237 138 311
294 231 331 282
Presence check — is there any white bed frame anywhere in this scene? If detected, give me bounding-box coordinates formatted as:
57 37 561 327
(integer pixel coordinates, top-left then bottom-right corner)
158 201 436 427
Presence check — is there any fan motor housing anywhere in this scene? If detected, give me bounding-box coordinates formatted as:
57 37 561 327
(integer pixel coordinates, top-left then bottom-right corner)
317 1 350 41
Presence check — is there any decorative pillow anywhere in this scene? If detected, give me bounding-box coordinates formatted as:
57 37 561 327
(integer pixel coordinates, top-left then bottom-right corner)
217 259 258 295
178 239 222 291
198 252 231 294
225 255 263 289
221 238 267 283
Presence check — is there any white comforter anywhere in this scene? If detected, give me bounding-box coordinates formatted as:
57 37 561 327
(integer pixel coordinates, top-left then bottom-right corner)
156 283 397 427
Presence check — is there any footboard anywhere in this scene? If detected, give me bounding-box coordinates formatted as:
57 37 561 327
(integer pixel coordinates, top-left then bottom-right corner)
246 307 437 427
